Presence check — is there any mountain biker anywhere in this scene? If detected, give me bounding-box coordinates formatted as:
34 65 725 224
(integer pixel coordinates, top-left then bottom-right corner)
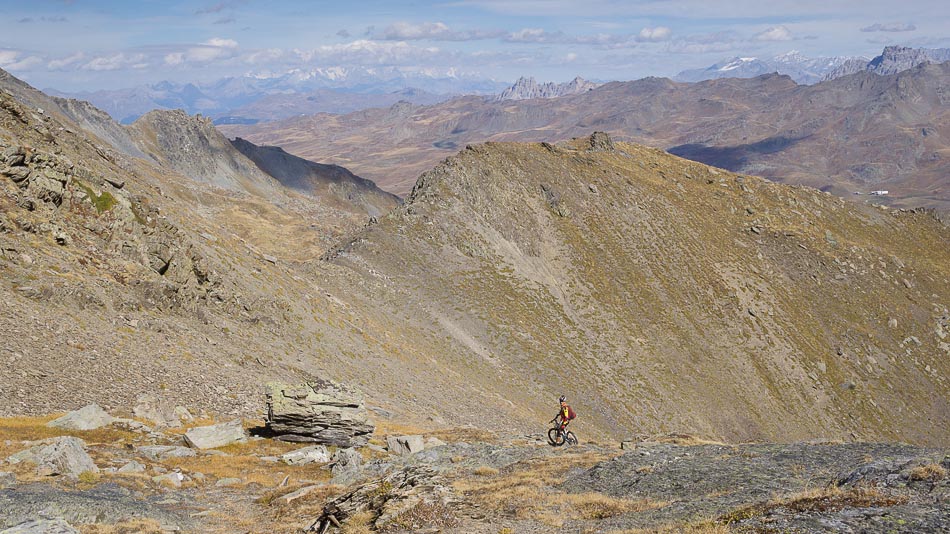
555 395 576 431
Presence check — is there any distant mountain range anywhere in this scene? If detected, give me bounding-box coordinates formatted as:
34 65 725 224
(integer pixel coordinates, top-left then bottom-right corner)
223 63 950 212
675 46 950 85
822 45 950 80
46 66 509 124
675 51 856 84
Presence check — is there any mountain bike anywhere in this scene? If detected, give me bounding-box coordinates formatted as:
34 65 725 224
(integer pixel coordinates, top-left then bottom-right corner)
548 418 578 446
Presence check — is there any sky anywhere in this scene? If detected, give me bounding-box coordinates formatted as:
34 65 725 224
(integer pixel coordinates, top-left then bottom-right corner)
1 0 948 92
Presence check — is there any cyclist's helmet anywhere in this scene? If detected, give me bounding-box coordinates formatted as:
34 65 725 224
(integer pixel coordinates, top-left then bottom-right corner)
558 395 567 403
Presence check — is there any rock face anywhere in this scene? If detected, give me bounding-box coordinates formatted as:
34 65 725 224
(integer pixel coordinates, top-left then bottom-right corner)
265 381 374 447
495 76 598 101
183 420 246 449
330 448 363 483
823 45 950 80
46 404 115 431
132 395 181 428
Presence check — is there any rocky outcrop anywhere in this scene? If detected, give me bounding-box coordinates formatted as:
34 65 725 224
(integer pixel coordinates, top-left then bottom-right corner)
280 445 330 465
0 519 80 534
495 76 598 101
823 45 950 81
265 381 375 447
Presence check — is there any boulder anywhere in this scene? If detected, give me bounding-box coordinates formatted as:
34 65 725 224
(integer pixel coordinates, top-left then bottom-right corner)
265 380 375 447
136 445 197 461
386 435 425 456
0 520 80 534
116 460 146 474
47 404 115 431
132 395 181 428
0 471 14 488
7 437 98 479
331 448 363 484
281 445 331 465
183 420 246 449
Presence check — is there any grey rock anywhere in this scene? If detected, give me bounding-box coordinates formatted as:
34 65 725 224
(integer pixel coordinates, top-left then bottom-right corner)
1 167 30 183
152 472 187 487
331 447 363 484
24 437 98 479
386 435 425 456
495 76 598 101
47 404 115 431
0 472 14 488
132 395 181 428
265 380 375 447
281 445 330 465
183 419 246 449
116 460 145 474
588 131 614 152
104 176 125 189
424 437 447 449
136 445 197 461
0 519 80 534
215 477 242 487
0 482 192 529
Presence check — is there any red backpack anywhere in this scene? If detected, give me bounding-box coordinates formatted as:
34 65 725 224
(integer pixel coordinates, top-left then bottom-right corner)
566 405 577 420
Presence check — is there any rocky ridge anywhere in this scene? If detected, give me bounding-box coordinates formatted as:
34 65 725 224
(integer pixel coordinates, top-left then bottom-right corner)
823 45 950 81
495 76 598 101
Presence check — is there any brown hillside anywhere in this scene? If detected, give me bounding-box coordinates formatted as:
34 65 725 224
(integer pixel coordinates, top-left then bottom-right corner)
222 63 950 211
326 135 950 445
2 65 949 446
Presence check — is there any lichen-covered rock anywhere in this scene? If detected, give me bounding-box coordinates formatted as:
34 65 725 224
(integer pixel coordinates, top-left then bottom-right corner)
281 445 331 465
265 380 374 447
0 519 80 534
386 435 425 456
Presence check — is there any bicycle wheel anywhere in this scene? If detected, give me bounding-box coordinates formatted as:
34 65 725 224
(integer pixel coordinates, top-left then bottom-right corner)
548 427 565 446
565 431 578 445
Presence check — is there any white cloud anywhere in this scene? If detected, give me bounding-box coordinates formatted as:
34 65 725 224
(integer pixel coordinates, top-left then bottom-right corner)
860 22 916 32
203 37 238 49
565 52 578 62
245 48 284 64
47 52 85 70
81 53 148 71
375 21 504 41
0 49 44 71
636 27 672 42
753 25 793 42
294 40 445 65
164 52 185 66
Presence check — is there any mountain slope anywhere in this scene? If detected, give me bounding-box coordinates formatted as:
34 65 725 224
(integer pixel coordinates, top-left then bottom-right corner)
326 134 950 445
231 137 400 218
3 67 950 446
222 63 950 211
495 76 598 101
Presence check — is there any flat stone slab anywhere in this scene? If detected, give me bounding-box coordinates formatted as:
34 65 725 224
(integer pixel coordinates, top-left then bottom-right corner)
136 445 197 461
183 420 246 449
281 445 330 465
386 435 425 456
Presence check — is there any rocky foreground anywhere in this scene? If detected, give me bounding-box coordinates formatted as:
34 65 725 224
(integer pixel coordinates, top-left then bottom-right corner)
0 404 947 533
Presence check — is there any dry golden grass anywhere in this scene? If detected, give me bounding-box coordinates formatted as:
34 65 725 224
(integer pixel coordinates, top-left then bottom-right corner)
721 484 908 523
908 463 947 482
455 451 663 525
0 415 138 456
166 449 330 488
340 511 375 534
473 466 500 476
651 433 726 447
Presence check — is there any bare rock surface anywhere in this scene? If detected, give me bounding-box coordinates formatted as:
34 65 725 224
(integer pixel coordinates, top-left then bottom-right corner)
0 519 79 534
265 381 374 447
386 435 425 456
46 404 114 431
0 482 193 530
280 444 330 465
183 419 246 449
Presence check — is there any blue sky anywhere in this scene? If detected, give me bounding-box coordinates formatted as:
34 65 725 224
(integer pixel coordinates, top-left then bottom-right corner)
1 0 948 91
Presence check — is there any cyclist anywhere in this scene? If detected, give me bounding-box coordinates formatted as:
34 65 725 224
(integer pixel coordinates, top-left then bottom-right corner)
554 395 576 432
